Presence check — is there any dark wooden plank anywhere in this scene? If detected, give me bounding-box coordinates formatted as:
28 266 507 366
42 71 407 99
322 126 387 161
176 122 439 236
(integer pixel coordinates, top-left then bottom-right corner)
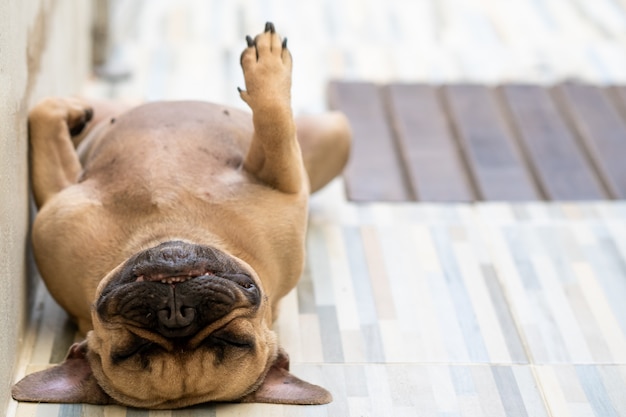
384 84 474 202
442 85 540 201
607 86 626 121
500 84 606 200
554 83 626 199
328 81 410 201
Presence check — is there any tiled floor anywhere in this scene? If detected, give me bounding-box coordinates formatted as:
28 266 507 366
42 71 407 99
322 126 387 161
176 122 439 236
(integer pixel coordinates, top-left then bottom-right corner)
10 0 626 416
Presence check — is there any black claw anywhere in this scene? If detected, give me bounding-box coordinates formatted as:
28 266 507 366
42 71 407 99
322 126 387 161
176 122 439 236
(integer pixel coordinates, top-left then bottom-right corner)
265 22 275 33
282 38 288 49
246 35 255 47
237 87 243 93
69 118 87 137
69 108 94 137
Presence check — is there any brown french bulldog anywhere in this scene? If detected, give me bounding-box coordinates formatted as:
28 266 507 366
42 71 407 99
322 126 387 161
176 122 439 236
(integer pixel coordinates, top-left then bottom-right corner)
12 23 350 408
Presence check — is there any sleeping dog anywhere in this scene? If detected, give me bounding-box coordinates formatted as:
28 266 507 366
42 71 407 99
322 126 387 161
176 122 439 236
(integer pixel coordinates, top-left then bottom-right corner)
12 23 350 408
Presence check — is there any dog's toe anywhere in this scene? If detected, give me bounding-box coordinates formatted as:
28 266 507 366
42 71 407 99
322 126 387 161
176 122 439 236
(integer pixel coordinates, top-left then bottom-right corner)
67 104 94 137
238 23 292 107
69 107 93 136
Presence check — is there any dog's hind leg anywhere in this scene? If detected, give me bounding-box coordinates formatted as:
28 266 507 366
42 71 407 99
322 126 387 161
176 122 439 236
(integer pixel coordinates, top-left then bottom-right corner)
238 23 306 195
28 97 93 208
296 112 351 193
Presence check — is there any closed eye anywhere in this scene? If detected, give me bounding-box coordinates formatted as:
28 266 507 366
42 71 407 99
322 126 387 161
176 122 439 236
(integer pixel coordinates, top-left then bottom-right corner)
201 331 255 364
214 333 254 349
209 331 254 350
111 340 155 364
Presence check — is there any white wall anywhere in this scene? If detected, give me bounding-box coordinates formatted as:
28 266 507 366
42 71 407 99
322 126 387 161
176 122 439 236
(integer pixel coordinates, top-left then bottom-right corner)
0 0 92 412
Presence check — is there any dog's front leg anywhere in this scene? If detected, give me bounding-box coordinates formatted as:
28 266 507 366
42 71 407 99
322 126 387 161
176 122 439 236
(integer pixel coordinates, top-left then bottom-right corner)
28 98 93 208
239 23 305 194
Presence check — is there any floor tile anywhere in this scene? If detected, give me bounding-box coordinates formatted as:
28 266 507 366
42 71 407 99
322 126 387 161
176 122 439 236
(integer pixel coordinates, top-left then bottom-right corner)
535 365 626 417
479 205 626 364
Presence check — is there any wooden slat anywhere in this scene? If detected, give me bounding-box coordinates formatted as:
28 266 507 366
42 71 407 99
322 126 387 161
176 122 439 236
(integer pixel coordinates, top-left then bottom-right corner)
500 84 606 200
608 86 626 121
442 85 540 201
384 84 474 202
554 83 626 199
328 82 410 201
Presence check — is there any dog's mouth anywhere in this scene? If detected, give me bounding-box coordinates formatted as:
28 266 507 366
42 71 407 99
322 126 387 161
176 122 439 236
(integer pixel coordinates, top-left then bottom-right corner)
97 241 260 338
135 270 255 288
136 270 211 285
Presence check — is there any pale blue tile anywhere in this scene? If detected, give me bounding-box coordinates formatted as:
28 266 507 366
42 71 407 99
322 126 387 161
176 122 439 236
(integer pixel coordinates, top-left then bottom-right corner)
491 367 529 417
576 366 620 417
342 226 378 325
503 228 541 291
431 227 489 362
538 226 579 285
58 404 83 417
449 366 476 396
361 324 386 363
598 366 626 413
482 266 528 363
297 261 317 314
585 231 626 337
317 306 345 363
306 226 335 306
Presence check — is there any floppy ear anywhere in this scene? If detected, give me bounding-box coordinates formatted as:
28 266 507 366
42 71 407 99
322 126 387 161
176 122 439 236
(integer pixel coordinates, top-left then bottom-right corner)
12 341 113 405
242 348 332 405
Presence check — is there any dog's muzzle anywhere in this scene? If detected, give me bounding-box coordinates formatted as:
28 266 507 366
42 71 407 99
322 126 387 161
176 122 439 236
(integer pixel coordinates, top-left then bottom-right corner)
96 241 260 338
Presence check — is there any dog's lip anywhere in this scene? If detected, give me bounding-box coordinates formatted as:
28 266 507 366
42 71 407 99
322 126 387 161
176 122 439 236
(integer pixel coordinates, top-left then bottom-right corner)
135 269 215 285
134 271 257 291
100 241 260 302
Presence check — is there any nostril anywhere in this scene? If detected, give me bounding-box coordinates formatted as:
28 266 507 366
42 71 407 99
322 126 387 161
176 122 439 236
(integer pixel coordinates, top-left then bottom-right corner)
158 307 196 329
157 309 172 327
178 307 195 326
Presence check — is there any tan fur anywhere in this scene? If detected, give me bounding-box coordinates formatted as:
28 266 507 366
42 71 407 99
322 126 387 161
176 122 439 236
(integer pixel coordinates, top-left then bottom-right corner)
14 25 350 408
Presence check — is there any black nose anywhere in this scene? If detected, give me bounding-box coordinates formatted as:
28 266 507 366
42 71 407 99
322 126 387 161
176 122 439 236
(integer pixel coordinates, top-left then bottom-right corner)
153 286 199 337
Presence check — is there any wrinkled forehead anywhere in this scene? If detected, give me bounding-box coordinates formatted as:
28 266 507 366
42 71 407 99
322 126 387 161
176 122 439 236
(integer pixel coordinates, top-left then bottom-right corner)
87 339 275 408
85 319 278 408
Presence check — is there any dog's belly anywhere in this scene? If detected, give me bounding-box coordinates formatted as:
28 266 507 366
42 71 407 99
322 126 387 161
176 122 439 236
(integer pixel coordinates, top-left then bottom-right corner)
34 101 308 331
80 101 255 200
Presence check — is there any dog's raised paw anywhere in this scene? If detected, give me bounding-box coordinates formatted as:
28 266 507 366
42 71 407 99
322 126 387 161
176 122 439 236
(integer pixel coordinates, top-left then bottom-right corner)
238 22 292 109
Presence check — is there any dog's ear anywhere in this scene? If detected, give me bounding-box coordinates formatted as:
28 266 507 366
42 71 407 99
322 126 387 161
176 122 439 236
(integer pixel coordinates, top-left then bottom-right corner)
242 347 332 405
12 341 113 405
